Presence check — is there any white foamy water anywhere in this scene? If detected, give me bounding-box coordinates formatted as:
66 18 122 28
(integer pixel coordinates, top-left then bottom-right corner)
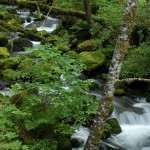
0 88 12 96
71 127 90 150
71 87 150 150
37 23 58 33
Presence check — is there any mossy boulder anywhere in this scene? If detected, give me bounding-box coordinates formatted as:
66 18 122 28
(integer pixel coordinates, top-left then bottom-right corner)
58 46 70 53
0 6 12 20
1 69 16 82
6 38 33 52
8 19 23 29
37 30 49 37
0 25 9 33
0 55 26 70
102 118 122 139
77 51 105 71
0 47 10 58
66 51 77 58
0 34 8 46
77 39 97 52
115 89 125 96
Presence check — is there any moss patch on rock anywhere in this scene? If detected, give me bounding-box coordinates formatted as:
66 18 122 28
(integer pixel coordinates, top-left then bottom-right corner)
66 51 77 58
37 30 49 37
115 89 125 96
1 69 16 82
0 47 10 59
77 39 97 52
0 34 8 46
77 50 105 71
102 118 122 139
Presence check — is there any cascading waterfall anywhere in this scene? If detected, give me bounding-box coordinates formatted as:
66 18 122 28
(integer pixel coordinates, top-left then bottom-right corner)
106 97 150 150
71 80 150 150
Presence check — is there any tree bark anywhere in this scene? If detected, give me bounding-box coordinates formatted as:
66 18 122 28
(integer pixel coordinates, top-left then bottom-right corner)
83 0 138 150
83 0 93 27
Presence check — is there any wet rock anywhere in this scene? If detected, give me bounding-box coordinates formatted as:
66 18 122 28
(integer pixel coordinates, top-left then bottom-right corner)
0 47 10 58
0 80 10 90
0 34 8 46
102 118 122 139
77 39 97 52
7 19 23 29
70 138 84 148
6 38 33 52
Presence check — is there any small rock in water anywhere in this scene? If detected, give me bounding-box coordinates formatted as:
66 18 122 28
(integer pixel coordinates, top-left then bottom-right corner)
70 138 84 148
0 80 10 90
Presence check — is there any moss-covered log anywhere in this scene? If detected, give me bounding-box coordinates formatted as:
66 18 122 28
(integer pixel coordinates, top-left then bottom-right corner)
0 0 106 25
0 20 47 42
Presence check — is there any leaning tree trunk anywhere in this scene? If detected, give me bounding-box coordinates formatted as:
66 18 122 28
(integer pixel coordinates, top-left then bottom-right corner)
83 0 138 149
83 0 93 27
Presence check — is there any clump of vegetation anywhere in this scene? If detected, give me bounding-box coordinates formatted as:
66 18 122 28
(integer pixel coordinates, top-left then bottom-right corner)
121 44 150 78
0 44 98 149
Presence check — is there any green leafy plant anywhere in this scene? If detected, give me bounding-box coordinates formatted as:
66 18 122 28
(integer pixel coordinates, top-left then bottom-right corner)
1 44 98 149
120 43 150 78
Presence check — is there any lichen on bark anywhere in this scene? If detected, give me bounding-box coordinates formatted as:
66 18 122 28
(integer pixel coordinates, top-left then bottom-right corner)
83 0 138 150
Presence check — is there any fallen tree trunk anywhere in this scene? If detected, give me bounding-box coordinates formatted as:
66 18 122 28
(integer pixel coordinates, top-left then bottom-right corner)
116 78 150 83
83 0 138 149
0 0 106 25
0 20 47 41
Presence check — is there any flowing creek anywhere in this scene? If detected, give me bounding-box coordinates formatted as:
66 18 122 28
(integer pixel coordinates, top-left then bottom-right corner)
71 81 150 150
0 8 150 150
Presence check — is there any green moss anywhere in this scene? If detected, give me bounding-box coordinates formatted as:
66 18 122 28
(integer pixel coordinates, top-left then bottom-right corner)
77 39 97 52
66 51 77 58
37 30 48 37
0 34 8 46
1 69 16 82
106 118 122 134
58 46 70 53
7 19 23 29
0 25 9 33
46 35 60 43
102 118 122 139
77 50 105 71
115 89 125 96
0 55 26 70
0 6 12 20
0 47 10 59
99 73 108 80
25 28 38 33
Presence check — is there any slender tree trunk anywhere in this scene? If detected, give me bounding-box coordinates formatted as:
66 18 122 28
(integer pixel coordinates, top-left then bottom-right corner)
83 0 138 150
83 0 93 27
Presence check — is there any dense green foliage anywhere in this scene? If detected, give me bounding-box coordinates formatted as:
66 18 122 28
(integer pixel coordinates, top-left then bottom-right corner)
0 0 150 149
0 44 98 149
121 44 150 78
